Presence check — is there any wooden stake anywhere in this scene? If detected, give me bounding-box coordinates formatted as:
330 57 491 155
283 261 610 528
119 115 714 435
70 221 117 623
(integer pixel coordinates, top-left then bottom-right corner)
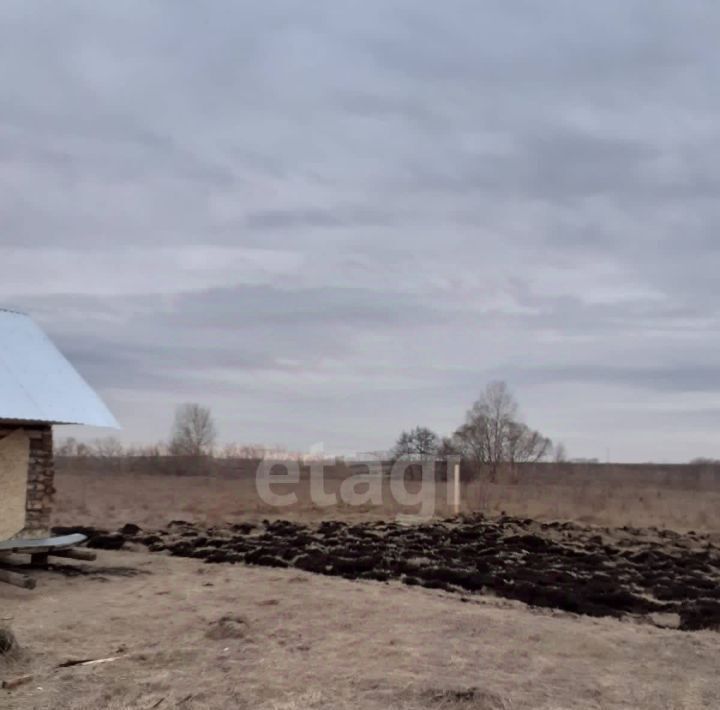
58 656 122 669
453 462 461 514
50 549 97 562
0 569 36 590
1 675 33 690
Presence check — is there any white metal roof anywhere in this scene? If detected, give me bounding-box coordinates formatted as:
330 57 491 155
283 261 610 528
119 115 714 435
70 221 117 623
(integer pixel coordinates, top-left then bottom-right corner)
0 309 119 427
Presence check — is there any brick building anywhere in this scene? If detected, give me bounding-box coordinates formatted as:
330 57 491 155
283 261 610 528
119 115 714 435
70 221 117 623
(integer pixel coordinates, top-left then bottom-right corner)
0 309 118 539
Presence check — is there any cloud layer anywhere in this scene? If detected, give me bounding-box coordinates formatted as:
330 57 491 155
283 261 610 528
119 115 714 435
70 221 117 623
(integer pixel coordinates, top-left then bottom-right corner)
2 1 719 460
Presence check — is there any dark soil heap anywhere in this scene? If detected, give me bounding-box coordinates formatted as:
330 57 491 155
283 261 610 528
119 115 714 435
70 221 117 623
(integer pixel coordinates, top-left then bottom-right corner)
55 515 720 631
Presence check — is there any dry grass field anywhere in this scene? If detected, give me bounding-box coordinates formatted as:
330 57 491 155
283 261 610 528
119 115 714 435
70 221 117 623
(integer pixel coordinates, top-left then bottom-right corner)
2 462 720 709
2 550 720 710
53 462 720 532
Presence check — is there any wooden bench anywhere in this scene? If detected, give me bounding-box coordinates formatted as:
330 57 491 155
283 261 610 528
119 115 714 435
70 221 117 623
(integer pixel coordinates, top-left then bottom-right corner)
0 534 95 589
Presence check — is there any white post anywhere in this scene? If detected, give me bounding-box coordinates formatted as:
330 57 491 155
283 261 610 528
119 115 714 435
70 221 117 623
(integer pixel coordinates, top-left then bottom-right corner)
453 461 460 514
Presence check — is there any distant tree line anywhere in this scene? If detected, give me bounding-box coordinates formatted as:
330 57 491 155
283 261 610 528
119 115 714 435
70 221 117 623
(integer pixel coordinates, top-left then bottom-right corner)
55 391 718 471
55 403 317 462
56 403 219 460
392 381 560 481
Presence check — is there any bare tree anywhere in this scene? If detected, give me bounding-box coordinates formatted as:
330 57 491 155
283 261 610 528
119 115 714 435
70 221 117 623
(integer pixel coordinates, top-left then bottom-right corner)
126 442 166 458
88 436 125 472
452 420 489 470
554 442 568 463
392 426 440 459
454 381 551 481
413 427 440 458
437 436 462 459
169 403 217 457
220 442 270 459
92 436 124 458
393 431 413 458
506 421 552 465
55 437 78 456
454 381 516 480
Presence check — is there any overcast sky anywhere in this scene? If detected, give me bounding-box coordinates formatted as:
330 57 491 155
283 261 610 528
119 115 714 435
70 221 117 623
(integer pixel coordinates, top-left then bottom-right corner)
1 1 719 461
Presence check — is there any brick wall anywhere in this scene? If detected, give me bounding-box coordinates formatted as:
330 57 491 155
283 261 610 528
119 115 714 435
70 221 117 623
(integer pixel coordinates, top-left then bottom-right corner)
0 423 54 538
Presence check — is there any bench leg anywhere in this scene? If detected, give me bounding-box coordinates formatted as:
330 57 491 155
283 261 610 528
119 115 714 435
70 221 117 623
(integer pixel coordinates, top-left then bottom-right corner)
30 553 49 568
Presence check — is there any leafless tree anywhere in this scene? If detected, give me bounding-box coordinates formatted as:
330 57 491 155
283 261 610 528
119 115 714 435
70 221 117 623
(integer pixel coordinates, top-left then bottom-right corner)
92 436 124 458
506 421 552 465
554 442 568 463
220 442 241 459
220 442 271 459
437 436 462 459
452 419 489 470
55 437 78 456
454 381 552 481
126 442 167 458
169 403 217 457
393 431 413 458
88 436 125 472
392 426 440 459
454 381 516 479
690 457 720 466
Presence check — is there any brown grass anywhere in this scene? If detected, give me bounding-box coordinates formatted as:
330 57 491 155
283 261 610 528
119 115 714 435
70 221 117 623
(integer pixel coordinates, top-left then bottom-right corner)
2 551 719 709
53 462 720 532
5 462 720 709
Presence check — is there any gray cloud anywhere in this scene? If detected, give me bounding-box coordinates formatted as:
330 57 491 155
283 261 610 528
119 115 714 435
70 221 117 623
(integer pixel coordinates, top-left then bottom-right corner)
501 364 720 394
245 206 392 231
0 1 718 460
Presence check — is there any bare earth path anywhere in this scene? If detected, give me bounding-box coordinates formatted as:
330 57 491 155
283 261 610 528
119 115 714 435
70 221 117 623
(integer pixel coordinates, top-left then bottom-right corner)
1 551 719 709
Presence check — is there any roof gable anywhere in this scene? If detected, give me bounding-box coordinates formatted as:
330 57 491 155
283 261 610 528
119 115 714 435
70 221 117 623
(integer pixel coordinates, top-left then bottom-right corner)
0 310 119 427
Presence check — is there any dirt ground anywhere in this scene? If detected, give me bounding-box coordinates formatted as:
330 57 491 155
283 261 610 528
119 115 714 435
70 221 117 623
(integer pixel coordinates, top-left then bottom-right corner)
1 549 719 710
71 516 719 630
